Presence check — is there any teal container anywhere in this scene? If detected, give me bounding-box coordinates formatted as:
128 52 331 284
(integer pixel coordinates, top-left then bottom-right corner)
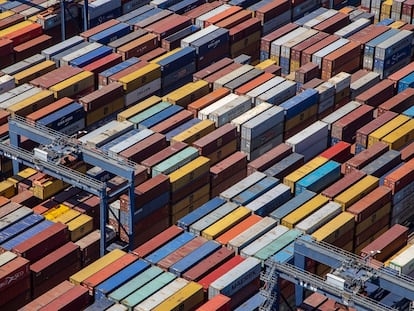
121 272 176 309
152 146 199 177
254 229 302 264
127 102 171 126
108 266 163 303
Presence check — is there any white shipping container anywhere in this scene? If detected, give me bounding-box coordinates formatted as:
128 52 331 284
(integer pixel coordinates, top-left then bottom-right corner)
246 76 285 104
220 171 266 201
86 121 134 148
256 80 296 105
228 217 277 254
328 72 352 93
0 207 33 231
108 129 154 156
270 27 308 58
295 202 342 234
0 87 42 110
79 120 121 144
0 251 18 267
312 38 349 69
280 29 319 59
125 78 161 107
245 134 284 161
315 81 335 103
213 65 255 91
198 93 239 120
240 225 289 258
134 278 189 311
350 71 381 99
0 84 34 104
334 18 371 38
321 101 361 130
181 25 219 48
42 36 84 60
195 4 231 28
0 75 15 95
106 303 128 311
209 95 252 127
241 105 284 141
231 102 273 132
245 184 291 214
60 42 102 67
208 257 262 299
390 244 414 275
303 9 338 29
189 202 239 236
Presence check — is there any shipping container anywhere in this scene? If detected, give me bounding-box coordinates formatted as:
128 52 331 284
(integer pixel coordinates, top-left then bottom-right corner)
152 281 204 311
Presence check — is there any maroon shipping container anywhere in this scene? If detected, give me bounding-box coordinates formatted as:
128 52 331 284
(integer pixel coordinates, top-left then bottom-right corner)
319 141 352 163
322 41 361 74
157 236 207 270
0 110 10 125
229 18 261 44
351 69 371 84
401 141 414 162
119 133 167 163
260 23 299 57
312 12 350 34
26 97 75 124
229 277 260 310
204 63 244 88
150 110 194 134
79 82 123 112
291 33 330 72
377 88 414 116
354 215 390 248
331 104 374 143
355 79 395 107
108 61 149 84
119 173 170 212
347 186 392 222
210 151 247 188
192 124 237 155
38 284 90 311
139 47 167 62
348 25 389 50
295 62 320 84
117 33 159 60
20 280 74 311
14 34 52 62
298 293 328 310
145 14 192 40
140 141 188 174
321 169 367 200
193 58 234 82
343 142 389 174
247 143 292 175
355 111 398 148
0 256 30 293
2 286 30 310
0 275 30 306
10 190 41 208
263 64 281 75
126 213 170 248
0 201 21 218
360 224 408 261
0 14 24 31
12 222 70 263
134 10 174 30
52 187 82 204
301 35 339 66
256 0 290 24
30 66 83 89
300 78 324 92
184 1 224 23
211 169 247 198
383 159 414 194
74 230 100 268
80 19 119 41
182 247 235 282
197 47 232 71
74 195 100 230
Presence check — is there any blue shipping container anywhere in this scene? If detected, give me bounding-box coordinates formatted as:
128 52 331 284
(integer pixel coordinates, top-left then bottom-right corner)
167 0 205 15
397 71 414 93
0 213 44 244
1 220 53 250
176 197 226 231
270 190 317 223
100 57 140 79
280 89 319 120
138 105 183 129
234 292 267 311
38 103 85 132
125 7 164 26
232 177 280 206
84 296 115 311
246 184 292 216
376 18 395 26
157 47 196 75
402 105 414 118
169 240 221 276
165 117 201 141
89 23 131 44
69 45 113 67
190 28 229 56
117 5 155 23
295 161 341 195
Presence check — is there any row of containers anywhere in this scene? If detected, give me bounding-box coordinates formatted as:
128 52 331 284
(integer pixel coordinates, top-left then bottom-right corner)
0 0 414 310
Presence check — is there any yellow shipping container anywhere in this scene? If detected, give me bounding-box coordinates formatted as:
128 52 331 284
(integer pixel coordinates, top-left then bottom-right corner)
70 249 126 285
153 282 204 311
334 175 379 210
150 48 181 64
6 176 20 189
171 119 216 145
312 212 355 244
170 194 210 225
384 244 411 267
18 167 37 179
202 206 252 240
290 60 301 73
117 95 161 121
33 179 65 200
169 156 210 192
0 11 15 20
52 209 81 224
207 139 238 165
231 31 261 55
281 194 330 229
285 104 318 132
381 119 414 150
68 214 94 241
354 202 392 236
380 0 392 19
118 63 161 93
367 115 410 147
50 71 94 99
283 156 328 193
13 60 56 85
44 204 71 221
163 80 209 107
255 59 276 70
7 90 54 117
0 180 15 198
170 183 210 215
86 97 124 126
390 20 405 29
0 20 32 37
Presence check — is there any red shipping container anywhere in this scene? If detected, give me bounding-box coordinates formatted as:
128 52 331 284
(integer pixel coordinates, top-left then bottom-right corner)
319 141 352 163
215 10 252 29
119 133 168 163
301 35 339 66
312 12 350 34
291 33 330 72
10 190 41 208
38 284 90 311
256 0 290 24
235 72 274 95
196 294 231 311
198 255 245 292
182 247 235 282
0 38 14 56
184 2 223 23
150 109 194 134
204 6 243 27
75 230 100 268
401 141 414 162
5 23 43 46
387 61 414 89
188 88 231 117
13 34 52 62
26 97 74 124
355 79 395 107
81 53 122 85
82 253 138 294
79 82 123 112
210 151 247 188
30 66 83 89
145 14 192 40
229 17 261 44
0 256 30 293
295 62 320 84
193 58 234 82
383 159 414 194
80 19 119 41
117 33 159 60
0 275 30 305
299 292 328 310
321 169 367 200
360 224 408 261
0 110 9 125
377 88 414 115
12 222 70 263
157 236 207 270
192 124 237 155
139 46 167 62
204 63 243 88
354 215 390 248
108 61 149 84
260 23 299 57
343 142 390 174
247 143 292 175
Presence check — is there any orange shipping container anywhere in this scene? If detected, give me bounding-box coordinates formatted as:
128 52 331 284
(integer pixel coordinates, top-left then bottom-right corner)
204 6 243 27
215 214 262 245
188 88 231 118
4 23 43 46
234 72 274 95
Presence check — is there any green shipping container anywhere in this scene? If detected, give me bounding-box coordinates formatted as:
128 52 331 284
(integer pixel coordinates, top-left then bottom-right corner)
127 102 171 126
152 146 199 177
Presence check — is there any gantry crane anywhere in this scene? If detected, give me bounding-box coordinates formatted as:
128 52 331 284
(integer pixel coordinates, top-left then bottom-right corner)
0 115 138 256
260 235 414 311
